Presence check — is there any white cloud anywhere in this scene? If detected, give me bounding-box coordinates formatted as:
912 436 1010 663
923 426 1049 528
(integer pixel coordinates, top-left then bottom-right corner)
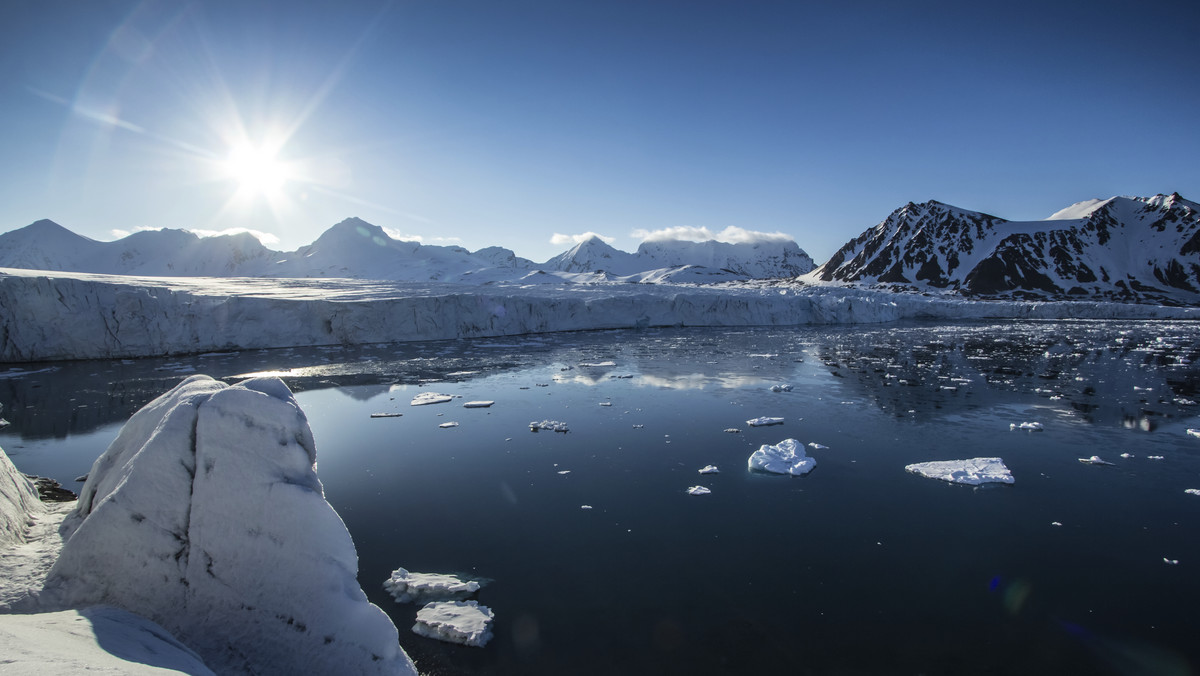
109 226 160 240
188 228 281 246
632 225 793 245
550 231 615 246
381 227 422 243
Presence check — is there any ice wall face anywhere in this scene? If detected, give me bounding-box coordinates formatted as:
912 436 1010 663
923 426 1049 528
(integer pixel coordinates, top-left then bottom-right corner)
45 375 417 676
0 446 44 547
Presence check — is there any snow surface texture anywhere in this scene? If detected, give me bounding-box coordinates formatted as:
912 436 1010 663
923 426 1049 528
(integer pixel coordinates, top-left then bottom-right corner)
412 601 494 648
41 375 417 676
748 439 816 476
1 268 1196 362
904 458 1014 485
383 568 481 604
0 446 45 548
0 607 215 676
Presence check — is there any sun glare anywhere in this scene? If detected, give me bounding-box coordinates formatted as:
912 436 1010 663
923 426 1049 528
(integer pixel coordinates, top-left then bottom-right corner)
222 142 292 198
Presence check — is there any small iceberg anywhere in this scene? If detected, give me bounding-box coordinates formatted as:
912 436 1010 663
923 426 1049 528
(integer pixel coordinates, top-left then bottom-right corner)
698 465 719 474
1079 456 1114 466
412 392 453 406
807 442 828 450
1010 422 1043 431
412 601 494 648
746 416 784 427
748 439 816 476
530 420 569 433
579 361 616 367
438 422 459 428
904 457 1014 485
1185 489 1200 496
769 384 793 393
384 568 481 604
463 401 494 408
1187 429 1200 439
723 428 741 434
686 485 712 495
369 412 403 418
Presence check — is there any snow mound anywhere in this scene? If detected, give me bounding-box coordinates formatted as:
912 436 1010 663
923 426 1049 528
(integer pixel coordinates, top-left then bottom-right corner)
904 457 1014 485
686 486 712 495
746 416 784 427
383 568 481 604
43 375 416 676
748 439 816 476
412 392 453 406
412 600 494 647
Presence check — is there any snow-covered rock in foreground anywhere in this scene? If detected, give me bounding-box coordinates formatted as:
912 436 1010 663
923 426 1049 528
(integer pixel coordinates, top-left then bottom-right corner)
42 375 416 676
748 439 816 476
384 568 481 604
0 446 45 547
904 457 1014 485
412 600 494 647
0 607 215 676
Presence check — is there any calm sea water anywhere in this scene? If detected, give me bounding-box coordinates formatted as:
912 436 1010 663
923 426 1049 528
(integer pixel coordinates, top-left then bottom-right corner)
3 321 1199 675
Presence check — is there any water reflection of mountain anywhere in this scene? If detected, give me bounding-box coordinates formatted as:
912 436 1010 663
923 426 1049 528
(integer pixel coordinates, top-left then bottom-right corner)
812 322 1200 429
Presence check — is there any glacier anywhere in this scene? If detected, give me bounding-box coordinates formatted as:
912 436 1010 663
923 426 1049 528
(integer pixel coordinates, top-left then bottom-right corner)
0 375 419 676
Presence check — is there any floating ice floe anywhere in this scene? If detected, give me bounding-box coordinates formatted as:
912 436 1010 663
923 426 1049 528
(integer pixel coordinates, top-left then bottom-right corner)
1147 455 1164 460
1187 429 1200 439
1010 422 1043 431
769 384 793 393
1184 489 1200 496
698 465 719 474
1079 456 1114 465
1163 558 1179 565
746 416 784 427
723 428 741 434
530 420 569 433
686 486 712 495
579 361 616 367
599 402 612 407
1051 521 1063 527
369 412 402 418
438 422 459 429
384 568 481 604
463 401 494 408
904 457 1014 485
412 392 453 406
748 439 816 476
580 505 593 510
1120 453 1133 458
412 601 494 648
807 442 828 450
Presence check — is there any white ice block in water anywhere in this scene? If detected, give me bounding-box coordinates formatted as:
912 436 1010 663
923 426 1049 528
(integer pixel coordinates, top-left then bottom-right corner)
530 420 569 433
1010 421 1043 431
698 465 719 474
748 439 816 476
412 601 494 648
904 457 1014 485
769 384 793 392
383 568 481 604
438 422 459 428
746 416 784 427
807 442 828 450
411 392 453 406
1187 429 1200 439
1079 455 1114 465
1185 489 1200 496
463 401 494 408
686 486 712 495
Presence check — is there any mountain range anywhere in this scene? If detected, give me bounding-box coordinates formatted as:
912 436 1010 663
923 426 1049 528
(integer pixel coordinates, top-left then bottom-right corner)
1 192 1196 302
0 217 815 284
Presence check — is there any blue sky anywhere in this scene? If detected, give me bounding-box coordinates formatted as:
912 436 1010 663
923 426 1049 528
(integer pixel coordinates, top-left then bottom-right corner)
2 0 1197 263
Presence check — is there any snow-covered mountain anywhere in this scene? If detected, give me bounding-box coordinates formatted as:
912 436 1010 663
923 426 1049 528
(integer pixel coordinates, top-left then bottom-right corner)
809 193 1200 302
0 219 810 283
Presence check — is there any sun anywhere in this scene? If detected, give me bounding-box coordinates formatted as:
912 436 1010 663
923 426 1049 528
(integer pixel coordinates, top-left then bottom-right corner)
221 141 292 199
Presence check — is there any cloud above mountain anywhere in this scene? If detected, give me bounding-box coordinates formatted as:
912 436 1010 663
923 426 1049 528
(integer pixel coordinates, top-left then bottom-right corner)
632 226 794 244
550 231 615 246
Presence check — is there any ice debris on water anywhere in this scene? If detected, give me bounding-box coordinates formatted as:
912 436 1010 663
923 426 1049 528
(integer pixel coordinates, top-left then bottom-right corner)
384 568 481 604
807 442 828 450
1184 489 1200 496
530 420 569 433
463 401 494 408
1051 522 1063 527
1147 455 1164 460
686 486 712 495
746 416 784 427
1120 453 1134 458
769 384 793 392
1010 422 1043 431
1079 456 1114 465
438 422 459 428
724 428 741 434
1163 558 1179 566
412 601 494 648
412 392 453 406
748 439 816 476
904 457 1014 485
580 505 593 510
369 412 403 418
579 361 616 367
698 465 719 474
1187 429 1200 439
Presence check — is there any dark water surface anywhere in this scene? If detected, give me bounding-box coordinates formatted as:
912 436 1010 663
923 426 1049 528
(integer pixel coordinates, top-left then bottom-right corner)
3 321 1199 675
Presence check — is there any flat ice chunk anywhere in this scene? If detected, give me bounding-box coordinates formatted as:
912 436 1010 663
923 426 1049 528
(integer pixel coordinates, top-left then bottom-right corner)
1010 422 1043 431
370 413 402 418
1079 455 1114 465
1185 489 1200 496
723 428 741 434
686 486 712 495
384 568 480 604
698 465 719 474
769 384 793 392
411 392 453 406
1187 429 1200 439
579 361 616 367
412 601 494 648
746 416 784 427
463 401 494 408
807 442 828 450
438 422 459 428
530 420 569 433
904 457 1014 485
748 439 816 476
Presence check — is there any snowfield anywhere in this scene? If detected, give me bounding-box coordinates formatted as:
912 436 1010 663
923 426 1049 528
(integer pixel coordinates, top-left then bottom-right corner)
2 267 1196 362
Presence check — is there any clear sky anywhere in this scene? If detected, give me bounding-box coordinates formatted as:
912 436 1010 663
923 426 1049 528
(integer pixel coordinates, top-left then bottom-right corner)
2 0 1198 264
